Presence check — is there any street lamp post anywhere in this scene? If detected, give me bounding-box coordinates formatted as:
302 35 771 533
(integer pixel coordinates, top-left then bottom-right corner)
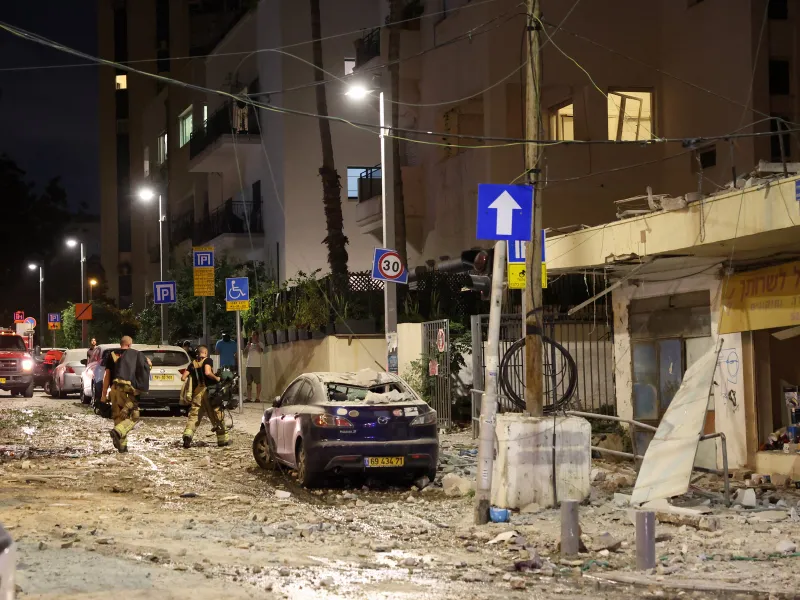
138 187 166 343
346 82 398 373
66 239 86 346
27 263 44 348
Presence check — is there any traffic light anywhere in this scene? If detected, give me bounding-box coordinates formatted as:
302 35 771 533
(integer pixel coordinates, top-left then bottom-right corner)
467 249 493 296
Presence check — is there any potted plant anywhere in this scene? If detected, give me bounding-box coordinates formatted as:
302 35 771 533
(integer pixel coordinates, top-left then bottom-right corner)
291 270 327 340
333 292 376 335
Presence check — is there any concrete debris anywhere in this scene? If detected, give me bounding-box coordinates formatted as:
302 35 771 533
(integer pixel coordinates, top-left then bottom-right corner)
749 511 788 523
487 531 519 545
590 469 606 483
613 493 631 507
509 577 527 589
775 540 797 554
442 473 474 497
653 511 720 532
734 488 758 508
592 532 622 552
274 490 291 500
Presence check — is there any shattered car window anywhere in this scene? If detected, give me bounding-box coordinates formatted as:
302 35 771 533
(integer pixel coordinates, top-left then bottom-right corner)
326 382 405 403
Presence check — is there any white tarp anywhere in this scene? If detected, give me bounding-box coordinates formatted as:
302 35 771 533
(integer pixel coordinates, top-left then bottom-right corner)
631 343 721 505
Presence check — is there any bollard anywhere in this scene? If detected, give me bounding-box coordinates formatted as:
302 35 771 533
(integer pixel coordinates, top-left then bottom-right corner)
635 510 656 570
560 500 580 556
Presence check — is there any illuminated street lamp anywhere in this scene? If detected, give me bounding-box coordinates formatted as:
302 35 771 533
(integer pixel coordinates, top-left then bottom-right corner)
27 263 44 347
65 238 86 346
138 187 166 343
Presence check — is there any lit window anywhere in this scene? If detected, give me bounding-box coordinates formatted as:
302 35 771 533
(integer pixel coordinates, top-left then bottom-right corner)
608 90 653 141
344 58 355 76
548 103 574 141
144 146 150 177
157 132 168 164
115 74 127 90
179 107 193 147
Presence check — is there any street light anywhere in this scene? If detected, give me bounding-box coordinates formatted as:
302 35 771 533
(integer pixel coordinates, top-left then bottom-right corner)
27 263 44 347
89 279 98 302
138 186 166 343
346 80 398 373
65 238 86 346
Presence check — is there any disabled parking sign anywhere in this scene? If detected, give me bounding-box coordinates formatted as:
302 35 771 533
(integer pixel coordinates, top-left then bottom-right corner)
225 277 250 311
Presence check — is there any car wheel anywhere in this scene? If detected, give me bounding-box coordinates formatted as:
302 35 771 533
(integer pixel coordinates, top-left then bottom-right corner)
295 439 319 488
23 382 34 398
252 429 275 470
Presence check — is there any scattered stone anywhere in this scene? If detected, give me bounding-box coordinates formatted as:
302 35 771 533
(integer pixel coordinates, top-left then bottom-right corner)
750 511 788 523
402 557 417 567
278 567 290 577
790 507 800 523
371 542 392 553
590 469 606 483
274 490 291 500
37 541 47 551
734 488 757 508
509 577 527 589
462 571 491 583
442 473 474 497
355 499 369 508
60 541 74 549
96 538 114 545
613 493 631 507
775 540 797 554
180 492 198 498
319 576 335 587
593 532 622 552
487 531 519 545
414 475 431 490
193 563 205 572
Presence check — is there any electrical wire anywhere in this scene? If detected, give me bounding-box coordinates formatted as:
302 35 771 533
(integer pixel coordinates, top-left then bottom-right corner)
737 0 771 130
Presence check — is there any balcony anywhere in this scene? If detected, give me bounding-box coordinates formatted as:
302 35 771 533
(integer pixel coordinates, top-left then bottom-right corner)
195 200 264 261
171 209 195 246
354 28 380 69
189 98 261 172
355 165 382 235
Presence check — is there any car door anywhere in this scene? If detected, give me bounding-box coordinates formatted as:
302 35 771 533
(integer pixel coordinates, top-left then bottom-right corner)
272 380 303 462
55 354 66 388
282 381 314 466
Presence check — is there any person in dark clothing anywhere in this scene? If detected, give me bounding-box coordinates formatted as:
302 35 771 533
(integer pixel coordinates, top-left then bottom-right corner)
101 336 151 453
181 340 196 361
181 345 228 448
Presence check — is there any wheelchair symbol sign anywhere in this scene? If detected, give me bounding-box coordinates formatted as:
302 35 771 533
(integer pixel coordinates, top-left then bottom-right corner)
225 277 249 302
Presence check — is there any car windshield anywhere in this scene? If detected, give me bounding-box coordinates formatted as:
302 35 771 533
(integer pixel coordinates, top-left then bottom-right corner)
142 350 188 367
326 382 406 402
0 336 25 351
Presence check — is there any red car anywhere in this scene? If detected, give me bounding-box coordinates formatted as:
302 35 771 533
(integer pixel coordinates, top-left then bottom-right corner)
0 329 34 397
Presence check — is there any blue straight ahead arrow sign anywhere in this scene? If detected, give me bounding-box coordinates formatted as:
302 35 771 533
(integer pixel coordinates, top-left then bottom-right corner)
476 184 534 241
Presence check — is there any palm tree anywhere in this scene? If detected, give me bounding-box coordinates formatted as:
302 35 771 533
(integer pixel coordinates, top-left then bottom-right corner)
310 0 348 291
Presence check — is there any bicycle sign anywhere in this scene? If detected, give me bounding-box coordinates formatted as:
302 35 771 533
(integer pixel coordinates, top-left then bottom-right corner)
225 277 250 312
371 248 408 285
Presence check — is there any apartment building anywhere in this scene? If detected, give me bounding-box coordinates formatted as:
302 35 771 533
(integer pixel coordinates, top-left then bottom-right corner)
97 0 253 309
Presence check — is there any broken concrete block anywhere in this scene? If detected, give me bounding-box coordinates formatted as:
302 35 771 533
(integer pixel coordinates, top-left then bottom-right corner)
592 532 622 552
653 511 720 532
442 473 474 497
749 510 788 523
775 540 797 554
590 469 606 483
613 493 631 507
734 488 757 508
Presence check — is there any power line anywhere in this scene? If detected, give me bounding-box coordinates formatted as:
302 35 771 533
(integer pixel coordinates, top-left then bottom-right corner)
0 0 506 73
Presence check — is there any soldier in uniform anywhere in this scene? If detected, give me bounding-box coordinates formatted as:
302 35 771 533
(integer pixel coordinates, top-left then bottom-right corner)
100 336 151 453
180 345 229 448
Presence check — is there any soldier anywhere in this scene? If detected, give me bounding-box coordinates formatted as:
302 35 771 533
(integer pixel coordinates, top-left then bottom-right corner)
101 336 151 453
180 345 229 448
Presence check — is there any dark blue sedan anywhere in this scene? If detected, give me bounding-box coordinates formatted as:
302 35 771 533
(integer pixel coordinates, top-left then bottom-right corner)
252 370 439 487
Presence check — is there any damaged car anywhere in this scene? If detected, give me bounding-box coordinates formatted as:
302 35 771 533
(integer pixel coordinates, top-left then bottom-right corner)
252 370 438 487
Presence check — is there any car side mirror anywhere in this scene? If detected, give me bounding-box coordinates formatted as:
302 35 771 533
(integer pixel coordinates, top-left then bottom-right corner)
272 396 281 408
80 359 88 366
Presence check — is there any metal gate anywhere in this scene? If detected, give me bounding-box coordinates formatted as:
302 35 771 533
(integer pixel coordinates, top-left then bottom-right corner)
422 319 451 429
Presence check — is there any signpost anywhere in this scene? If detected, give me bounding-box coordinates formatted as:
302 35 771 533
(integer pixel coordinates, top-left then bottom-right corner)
476 184 533 241
193 247 215 347
226 277 249 413
48 313 61 346
371 248 408 373
13 311 24 324
154 281 177 306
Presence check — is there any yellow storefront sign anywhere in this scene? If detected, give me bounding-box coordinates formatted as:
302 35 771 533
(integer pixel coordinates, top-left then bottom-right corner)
226 300 250 312
506 264 548 289
719 260 800 334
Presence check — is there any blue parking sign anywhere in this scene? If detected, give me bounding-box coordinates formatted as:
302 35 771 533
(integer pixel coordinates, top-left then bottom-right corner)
154 281 177 305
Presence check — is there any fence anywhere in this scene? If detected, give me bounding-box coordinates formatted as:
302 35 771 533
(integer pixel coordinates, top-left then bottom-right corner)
422 319 451 429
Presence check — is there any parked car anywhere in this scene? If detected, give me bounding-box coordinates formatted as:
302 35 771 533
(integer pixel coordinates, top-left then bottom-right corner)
0 329 35 398
252 370 439 487
33 347 65 393
50 348 88 398
0 522 15 600
80 343 120 405
131 344 191 412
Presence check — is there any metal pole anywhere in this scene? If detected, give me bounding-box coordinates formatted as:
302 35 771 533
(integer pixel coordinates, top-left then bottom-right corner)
158 194 165 344
524 0 544 415
474 242 506 525
202 297 208 348
635 511 656 570
560 500 580 556
380 89 398 373
236 310 243 414
80 243 86 347
39 266 44 348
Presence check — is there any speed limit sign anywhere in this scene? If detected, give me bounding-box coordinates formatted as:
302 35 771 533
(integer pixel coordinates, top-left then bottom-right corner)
371 247 408 284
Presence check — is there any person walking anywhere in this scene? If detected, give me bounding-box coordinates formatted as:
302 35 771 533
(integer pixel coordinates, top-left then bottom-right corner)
244 331 264 403
215 332 237 370
181 345 229 448
101 336 151 453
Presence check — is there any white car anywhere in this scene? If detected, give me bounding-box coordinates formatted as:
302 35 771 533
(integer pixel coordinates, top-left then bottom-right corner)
50 348 88 398
0 523 15 600
132 344 191 412
81 343 120 405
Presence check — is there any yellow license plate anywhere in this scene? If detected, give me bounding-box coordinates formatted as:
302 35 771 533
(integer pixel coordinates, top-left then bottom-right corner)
0 378 5 384
152 374 175 381
364 457 404 468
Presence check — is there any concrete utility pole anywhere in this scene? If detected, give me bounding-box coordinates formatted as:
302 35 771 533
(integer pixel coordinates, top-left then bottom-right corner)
524 0 544 416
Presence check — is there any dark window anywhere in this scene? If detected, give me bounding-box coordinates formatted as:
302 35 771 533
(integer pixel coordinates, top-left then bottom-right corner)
769 0 788 20
156 0 170 73
770 117 792 161
769 59 790 95
280 380 306 407
141 350 189 367
115 89 129 119
251 179 262 227
118 274 133 307
698 147 716 169
113 7 128 63
0 336 26 351
116 133 131 252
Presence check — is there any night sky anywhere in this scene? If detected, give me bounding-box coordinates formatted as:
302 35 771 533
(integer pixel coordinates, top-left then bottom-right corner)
0 1 99 215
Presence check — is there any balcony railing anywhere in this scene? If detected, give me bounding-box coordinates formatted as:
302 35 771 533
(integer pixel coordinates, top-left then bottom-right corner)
354 28 380 68
357 164 382 202
171 209 195 245
189 97 261 159
195 199 263 244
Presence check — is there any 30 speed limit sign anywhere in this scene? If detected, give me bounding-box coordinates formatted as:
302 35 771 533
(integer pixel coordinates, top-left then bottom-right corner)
371 247 409 284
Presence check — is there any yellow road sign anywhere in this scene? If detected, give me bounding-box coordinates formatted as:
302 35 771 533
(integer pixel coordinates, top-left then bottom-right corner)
226 300 250 312
194 267 215 296
506 263 547 289
47 322 61 331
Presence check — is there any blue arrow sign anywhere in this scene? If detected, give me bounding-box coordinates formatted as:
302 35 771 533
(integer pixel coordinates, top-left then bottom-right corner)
225 277 250 302
476 184 533 241
153 281 177 305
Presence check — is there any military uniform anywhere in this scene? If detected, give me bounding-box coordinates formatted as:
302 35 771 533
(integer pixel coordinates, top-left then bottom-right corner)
183 356 229 448
105 348 149 453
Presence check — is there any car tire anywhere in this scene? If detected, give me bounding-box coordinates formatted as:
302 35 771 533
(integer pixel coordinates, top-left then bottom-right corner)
57 383 66 399
23 382 34 398
295 439 319 488
252 429 275 470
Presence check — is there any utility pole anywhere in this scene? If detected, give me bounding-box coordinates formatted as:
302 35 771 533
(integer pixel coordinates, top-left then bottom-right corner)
524 0 544 416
